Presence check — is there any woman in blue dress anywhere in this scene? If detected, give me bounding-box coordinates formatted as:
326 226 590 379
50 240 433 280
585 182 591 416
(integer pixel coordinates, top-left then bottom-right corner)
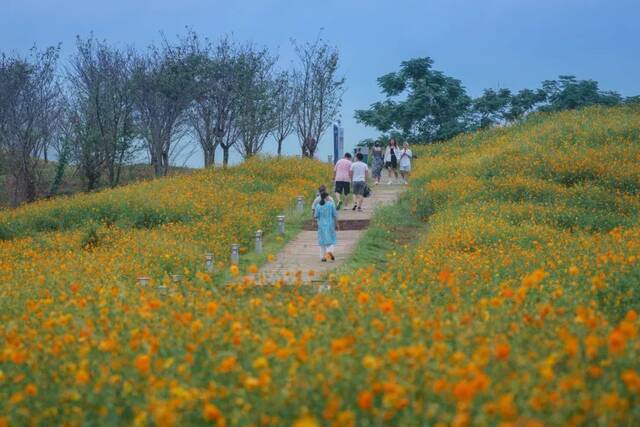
314 191 337 262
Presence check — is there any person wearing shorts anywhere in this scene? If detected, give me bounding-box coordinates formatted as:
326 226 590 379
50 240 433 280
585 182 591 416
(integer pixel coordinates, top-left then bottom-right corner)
398 142 413 185
384 138 399 184
350 152 369 211
333 153 352 210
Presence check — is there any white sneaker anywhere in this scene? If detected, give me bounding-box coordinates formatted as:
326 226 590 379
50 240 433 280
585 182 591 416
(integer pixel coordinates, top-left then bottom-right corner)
403 180 408 185
387 180 392 185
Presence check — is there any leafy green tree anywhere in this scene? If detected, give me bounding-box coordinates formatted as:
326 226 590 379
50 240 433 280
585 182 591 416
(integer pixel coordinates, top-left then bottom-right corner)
472 88 512 128
504 88 547 122
541 75 621 112
355 57 471 143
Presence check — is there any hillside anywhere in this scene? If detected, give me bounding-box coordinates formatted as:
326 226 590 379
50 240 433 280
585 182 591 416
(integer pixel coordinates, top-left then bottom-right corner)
347 104 640 424
1 105 639 425
0 161 194 209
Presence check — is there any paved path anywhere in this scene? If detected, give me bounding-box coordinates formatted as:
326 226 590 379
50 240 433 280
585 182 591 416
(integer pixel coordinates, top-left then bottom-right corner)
255 180 405 285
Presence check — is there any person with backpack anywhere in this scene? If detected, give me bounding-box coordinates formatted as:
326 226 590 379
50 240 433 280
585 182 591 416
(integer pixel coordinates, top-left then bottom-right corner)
314 191 338 262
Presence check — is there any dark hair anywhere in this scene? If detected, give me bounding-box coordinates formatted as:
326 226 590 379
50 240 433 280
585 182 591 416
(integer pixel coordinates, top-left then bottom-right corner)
344 152 352 159
356 152 364 161
389 138 397 146
319 191 329 206
318 184 326 193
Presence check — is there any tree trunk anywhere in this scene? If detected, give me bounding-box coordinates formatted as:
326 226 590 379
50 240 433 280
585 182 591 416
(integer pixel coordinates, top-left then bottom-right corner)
222 146 230 167
277 137 284 157
203 147 215 167
161 151 169 176
24 173 37 203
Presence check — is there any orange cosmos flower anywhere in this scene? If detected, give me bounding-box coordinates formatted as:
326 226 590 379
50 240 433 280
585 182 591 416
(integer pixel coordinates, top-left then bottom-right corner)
25 384 37 396
357 390 374 411
135 354 151 375
216 355 237 373
495 343 510 361
608 329 625 354
76 370 90 384
357 292 369 304
229 265 239 277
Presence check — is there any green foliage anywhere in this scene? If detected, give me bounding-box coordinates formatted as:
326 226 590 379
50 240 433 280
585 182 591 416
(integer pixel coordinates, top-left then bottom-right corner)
80 222 101 249
355 57 471 143
541 75 622 112
356 56 633 144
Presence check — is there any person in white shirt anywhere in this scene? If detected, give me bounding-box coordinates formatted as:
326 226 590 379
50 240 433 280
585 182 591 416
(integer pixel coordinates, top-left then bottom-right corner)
383 138 400 184
349 152 369 211
398 142 413 185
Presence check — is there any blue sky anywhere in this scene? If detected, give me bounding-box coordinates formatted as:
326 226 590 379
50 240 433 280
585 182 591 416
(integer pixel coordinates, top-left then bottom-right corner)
2 0 639 166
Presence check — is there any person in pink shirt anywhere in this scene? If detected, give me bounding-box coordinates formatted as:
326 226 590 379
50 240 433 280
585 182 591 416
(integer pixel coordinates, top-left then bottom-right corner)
333 152 352 210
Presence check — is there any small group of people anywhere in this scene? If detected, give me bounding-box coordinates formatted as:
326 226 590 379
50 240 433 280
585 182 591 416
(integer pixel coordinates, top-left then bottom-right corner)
371 138 413 185
310 138 413 263
311 151 369 262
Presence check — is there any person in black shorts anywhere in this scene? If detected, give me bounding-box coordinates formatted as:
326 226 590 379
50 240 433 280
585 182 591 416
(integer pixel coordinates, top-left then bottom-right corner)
383 138 400 184
333 153 352 210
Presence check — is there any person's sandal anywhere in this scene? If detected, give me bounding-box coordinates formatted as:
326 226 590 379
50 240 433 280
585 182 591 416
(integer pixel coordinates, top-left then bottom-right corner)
321 257 327 262
328 252 335 261
352 205 357 211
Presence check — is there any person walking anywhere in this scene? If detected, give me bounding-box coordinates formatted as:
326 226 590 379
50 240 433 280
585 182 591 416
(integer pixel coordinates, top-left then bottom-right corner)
384 138 399 184
350 152 369 211
314 191 337 262
371 142 384 185
398 142 413 185
311 184 334 226
333 152 352 210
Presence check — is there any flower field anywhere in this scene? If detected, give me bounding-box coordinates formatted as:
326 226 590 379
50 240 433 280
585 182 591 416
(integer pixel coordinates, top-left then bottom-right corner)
1 104 640 426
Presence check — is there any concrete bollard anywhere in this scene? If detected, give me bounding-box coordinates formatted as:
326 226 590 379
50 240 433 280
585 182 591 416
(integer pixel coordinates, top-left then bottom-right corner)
205 253 215 273
137 276 151 287
231 243 240 265
255 230 263 255
277 215 285 235
296 196 304 214
328 154 333 164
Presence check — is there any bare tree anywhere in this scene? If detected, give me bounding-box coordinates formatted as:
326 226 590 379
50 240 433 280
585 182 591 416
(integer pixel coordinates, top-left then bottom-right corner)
293 38 345 157
270 70 297 157
0 46 62 205
235 46 278 159
67 36 138 190
188 37 240 167
131 35 199 176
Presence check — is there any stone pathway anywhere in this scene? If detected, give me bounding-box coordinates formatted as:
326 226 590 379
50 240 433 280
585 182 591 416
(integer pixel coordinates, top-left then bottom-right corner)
256 179 405 285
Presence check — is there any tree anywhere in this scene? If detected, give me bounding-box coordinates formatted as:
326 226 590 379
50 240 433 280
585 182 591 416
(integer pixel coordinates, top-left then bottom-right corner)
67 36 138 190
504 88 547 122
235 46 278 159
270 71 297 157
293 38 344 157
355 57 471 143
131 35 199 177
0 46 62 205
541 75 622 112
188 37 243 167
472 88 512 128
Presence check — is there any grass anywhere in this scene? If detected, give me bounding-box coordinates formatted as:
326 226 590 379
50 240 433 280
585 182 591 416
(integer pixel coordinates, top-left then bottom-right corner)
338 190 427 275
